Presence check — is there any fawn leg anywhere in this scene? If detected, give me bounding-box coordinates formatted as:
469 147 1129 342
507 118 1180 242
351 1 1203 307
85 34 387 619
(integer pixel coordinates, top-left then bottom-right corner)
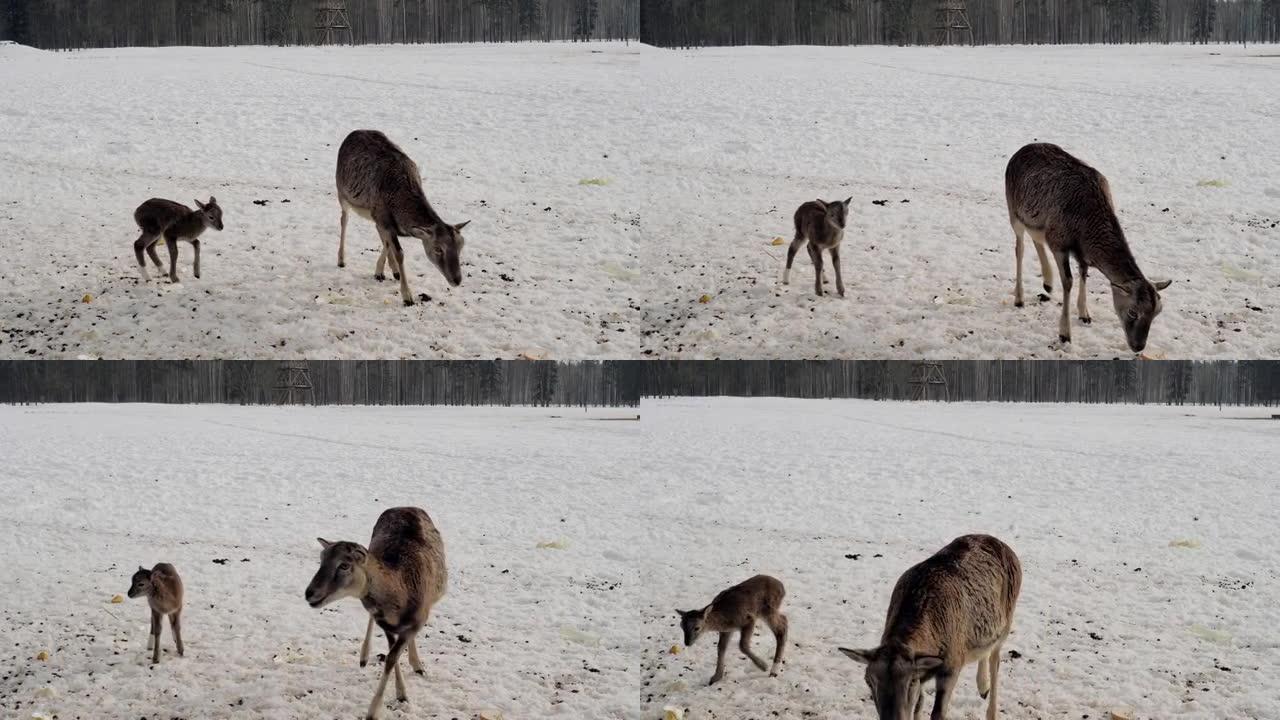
784 234 805 285
366 631 410 720
191 240 200 279
738 619 767 671
150 609 162 664
808 243 824 297
170 609 184 656
338 202 348 268
830 246 846 297
407 633 424 675
165 237 179 283
709 631 732 685
134 233 155 279
767 612 788 676
360 615 374 667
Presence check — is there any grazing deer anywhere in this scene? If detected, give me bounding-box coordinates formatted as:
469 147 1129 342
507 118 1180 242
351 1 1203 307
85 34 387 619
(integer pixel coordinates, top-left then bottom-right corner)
306 507 447 720
1006 143 1172 352
675 574 789 685
127 563 185 665
132 197 223 282
839 534 1022 720
335 130 470 306
785 197 852 297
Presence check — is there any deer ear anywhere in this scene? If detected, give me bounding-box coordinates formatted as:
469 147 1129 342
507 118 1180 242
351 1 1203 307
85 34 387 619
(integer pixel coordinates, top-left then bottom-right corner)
208 196 217 205
1153 279 1172 291
454 220 471 231
838 647 877 665
1111 283 1132 297
138 565 146 573
194 199 206 210
914 655 944 674
843 197 852 206
317 537 333 549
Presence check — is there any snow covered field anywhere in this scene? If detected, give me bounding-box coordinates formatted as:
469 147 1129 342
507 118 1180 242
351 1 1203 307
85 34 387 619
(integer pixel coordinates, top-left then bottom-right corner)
641 44 1280 360
0 404 641 719
0 42 640 359
638 398 1280 719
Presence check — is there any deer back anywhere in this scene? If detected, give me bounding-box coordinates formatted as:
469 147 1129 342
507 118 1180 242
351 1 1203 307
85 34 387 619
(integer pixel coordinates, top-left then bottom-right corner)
369 507 448 620
134 199 190 235
148 562 184 613
336 130 437 233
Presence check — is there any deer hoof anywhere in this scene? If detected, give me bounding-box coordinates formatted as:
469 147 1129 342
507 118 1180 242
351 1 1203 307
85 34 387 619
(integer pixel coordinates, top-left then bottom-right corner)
708 675 723 686
403 298 415 307
1080 316 1092 325
1038 293 1051 303
1014 300 1024 308
414 669 425 676
359 660 367 667
1059 334 1071 344
393 272 401 281
374 273 386 282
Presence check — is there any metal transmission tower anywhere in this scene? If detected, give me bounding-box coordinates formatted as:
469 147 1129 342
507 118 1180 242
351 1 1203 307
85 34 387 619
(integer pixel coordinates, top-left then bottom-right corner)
909 362 950 401
315 0 353 45
933 0 974 45
274 362 315 405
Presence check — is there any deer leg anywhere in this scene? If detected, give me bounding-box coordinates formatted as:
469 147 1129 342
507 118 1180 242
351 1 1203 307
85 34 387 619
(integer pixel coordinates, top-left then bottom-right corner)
338 202 348 268
985 642 1005 720
912 680 925 720
165 237 180 283
929 669 960 720
150 609 162 664
709 631 732 685
366 631 410 720
134 233 154 280
767 612 788 676
407 633 424 675
807 243 824 297
1054 249 1073 344
1032 233 1054 301
359 615 374 667
830 246 846 297
389 633 407 702
169 609 184 657
784 234 805 285
191 240 201 279
738 619 768 671
1077 261 1091 324
977 649 991 698
1011 220 1025 307
390 237 413 306
375 245 388 282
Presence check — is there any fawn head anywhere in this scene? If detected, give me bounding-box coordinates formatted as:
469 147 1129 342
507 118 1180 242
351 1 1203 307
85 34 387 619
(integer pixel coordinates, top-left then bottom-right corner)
675 607 709 646
127 566 153 599
410 220 469 288
305 538 370 608
826 197 852 230
194 197 224 231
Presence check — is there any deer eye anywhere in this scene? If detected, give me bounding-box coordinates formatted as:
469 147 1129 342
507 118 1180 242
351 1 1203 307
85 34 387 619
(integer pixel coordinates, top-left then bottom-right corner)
338 562 351 571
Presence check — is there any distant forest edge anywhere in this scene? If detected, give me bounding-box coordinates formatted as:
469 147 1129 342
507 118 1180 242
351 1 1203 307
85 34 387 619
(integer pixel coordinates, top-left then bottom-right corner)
640 0 1280 46
0 0 638 49
0 360 641 406
641 360 1280 406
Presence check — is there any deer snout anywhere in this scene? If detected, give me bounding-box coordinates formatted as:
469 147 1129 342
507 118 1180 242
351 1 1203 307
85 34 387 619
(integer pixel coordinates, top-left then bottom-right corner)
304 585 324 608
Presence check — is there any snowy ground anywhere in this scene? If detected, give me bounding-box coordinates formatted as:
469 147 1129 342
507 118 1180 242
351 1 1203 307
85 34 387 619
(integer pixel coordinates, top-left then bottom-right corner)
641 44 1280 359
638 398 1280 719
0 42 641 359
0 404 642 719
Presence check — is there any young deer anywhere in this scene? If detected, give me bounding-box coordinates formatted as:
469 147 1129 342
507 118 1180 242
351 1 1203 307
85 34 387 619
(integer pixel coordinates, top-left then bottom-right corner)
1006 143 1172 352
127 563 185 665
675 574 789 685
336 130 470 306
132 197 223 283
785 197 852 297
306 507 447 720
839 534 1022 720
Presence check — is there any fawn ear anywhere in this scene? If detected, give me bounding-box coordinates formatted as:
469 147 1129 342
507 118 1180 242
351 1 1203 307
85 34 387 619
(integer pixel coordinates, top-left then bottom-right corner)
838 647 877 665
194 198 206 210
454 220 471 232
208 196 217 205
316 537 333 549
1153 279 1172 291
843 197 852 206
138 565 146 573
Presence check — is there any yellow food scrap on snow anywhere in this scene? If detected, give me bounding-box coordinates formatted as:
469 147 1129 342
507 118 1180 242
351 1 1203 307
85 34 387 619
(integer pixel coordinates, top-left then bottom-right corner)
669 644 681 654
578 178 609 186
82 294 93 303
771 237 786 246
1169 538 1201 549
110 594 124 604
663 706 685 720
35 650 49 661
1196 179 1227 188
698 294 712 304
536 539 568 550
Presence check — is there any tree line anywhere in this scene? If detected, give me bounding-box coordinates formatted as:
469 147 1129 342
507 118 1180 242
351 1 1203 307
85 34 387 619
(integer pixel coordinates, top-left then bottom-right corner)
641 360 1280 406
0 360 642 407
640 0 1280 47
0 0 639 49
